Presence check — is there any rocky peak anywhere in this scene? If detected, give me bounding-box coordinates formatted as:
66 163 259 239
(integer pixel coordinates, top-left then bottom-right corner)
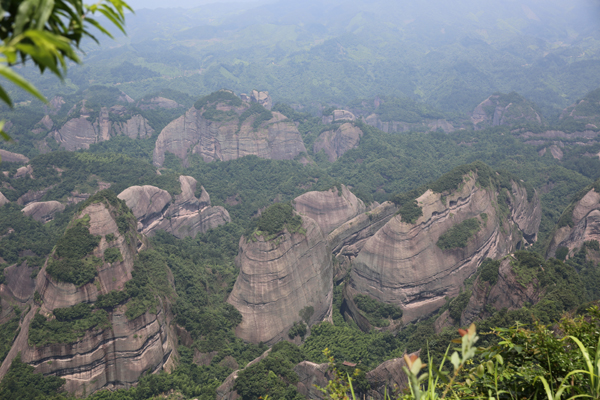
118 175 230 238
313 123 363 162
348 163 541 323
152 91 306 166
241 90 272 110
471 92 542 128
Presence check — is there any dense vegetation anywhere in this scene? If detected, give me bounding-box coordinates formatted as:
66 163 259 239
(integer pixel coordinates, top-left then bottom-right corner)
256 203 303 237
437 218 481 250
353 294 402 327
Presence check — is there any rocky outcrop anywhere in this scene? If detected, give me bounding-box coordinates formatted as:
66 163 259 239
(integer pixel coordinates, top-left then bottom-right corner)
0 191 8 207
293 185 365 235
152 101 306 167
471 93 542 128
460 258 544 326
216 349 271 400
321 110 356 124
366 354 418 400
0 197 177 396
53 117 98 150
22 201 65 223
349 169 541 323
241 90 272 110
313 123 363 162
0 149 29 164
547 185 600 258
294 361 331 399
364 114 455 133
112 114 155 139
118 175 230 239
17 188 49 206
227 215 333 345
13 165 33 179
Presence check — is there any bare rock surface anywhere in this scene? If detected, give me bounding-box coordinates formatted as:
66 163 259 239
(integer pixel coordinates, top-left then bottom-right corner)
22 201 65 223
366 353 418 399
113 114 155 139
350 172 541 322
53 117 98 150
293 184 365 235
0 149 29 164
17 188 49 206
0 200 177 396
0 191 8 207
250 90 272 110
461 258 544 326
118 176 230 238
364 114 455 133
547 188 600 258
0 261 37 304
14 165 33 179
294 361 330 399
227 215 333 345
313 123 363 162
152 103 306 166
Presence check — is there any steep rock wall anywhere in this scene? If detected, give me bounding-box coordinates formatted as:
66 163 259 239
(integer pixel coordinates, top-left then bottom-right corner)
152 104 306 167
227 215 333 345
349 173 541 322
313 123 363 162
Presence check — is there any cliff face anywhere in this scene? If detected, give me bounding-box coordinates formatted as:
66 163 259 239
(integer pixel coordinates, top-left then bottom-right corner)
293 185 365 235
152 99 306 167
0 197 176 396
364 114 455 133
471 93 542 129
118 175 230 239
0 149 29 164
22 201 65 223
547 185 600 258
349 172 541 323
460 258 544 326
313 123 363 162
49 105 154 151
227 215 333 345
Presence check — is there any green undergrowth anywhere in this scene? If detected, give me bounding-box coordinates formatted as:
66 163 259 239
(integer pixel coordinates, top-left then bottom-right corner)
253 203 304 239
437 217 481 250
0 308 21 363
353 294 402 328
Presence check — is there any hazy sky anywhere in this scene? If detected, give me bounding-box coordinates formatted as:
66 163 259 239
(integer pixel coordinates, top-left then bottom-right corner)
125 0 263 10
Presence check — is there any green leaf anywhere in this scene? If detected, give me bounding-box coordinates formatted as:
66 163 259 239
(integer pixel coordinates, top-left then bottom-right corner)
0 84 13 107
450 351 461 371
0 65 47 103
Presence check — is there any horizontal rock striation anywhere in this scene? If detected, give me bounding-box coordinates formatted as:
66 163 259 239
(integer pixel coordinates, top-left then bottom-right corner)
349 172 541 323
118 175 230 239
22 201 65 223
293 185 365 235
152 102 306 167
227 215 333 345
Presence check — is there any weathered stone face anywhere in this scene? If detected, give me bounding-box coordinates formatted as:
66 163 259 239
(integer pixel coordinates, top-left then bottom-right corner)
313 123 363 162
152 106 306 166
21 201 65 223
117 176 230 239
547 188 600 258
0 191 8 207
227 215 333 345
349 174 541 322
0 149 29 164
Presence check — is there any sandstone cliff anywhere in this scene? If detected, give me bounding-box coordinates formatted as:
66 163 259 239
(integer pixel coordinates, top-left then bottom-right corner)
293 185 365 235
348 167 541 323
22 201 65 223
471 92 542 128
364 114 455 133
547 183 600 259
0 194 176 396
313 123 363 162
118 175 230 239
152 92 306 167
227 214 333 345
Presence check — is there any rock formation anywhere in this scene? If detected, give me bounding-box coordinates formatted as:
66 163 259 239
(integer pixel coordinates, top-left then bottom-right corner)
152 94 306 167
321 110 356 124
365 114 455 134
313 123 363 162
227 214 333 345
0 149 29 164
348 168 541 323
241 90 272 110
112 114 155 139
22 201 65 223
0 192 8 207
366 354 418 400
0 195 176 396
293 185 365 235
118 175 230 239
547 183 600 259
460 258 544 326
471 92 542 128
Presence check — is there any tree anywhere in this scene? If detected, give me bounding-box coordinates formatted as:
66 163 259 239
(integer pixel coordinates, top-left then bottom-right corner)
0 0 133 141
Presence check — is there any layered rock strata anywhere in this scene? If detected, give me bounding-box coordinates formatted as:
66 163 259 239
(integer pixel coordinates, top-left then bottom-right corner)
349 172 541 322
118 175 230 238
22 201 65 223
547 186 600 258
227 215 333 345
152 101 306 166
313 123 363 162
0 199 176 396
